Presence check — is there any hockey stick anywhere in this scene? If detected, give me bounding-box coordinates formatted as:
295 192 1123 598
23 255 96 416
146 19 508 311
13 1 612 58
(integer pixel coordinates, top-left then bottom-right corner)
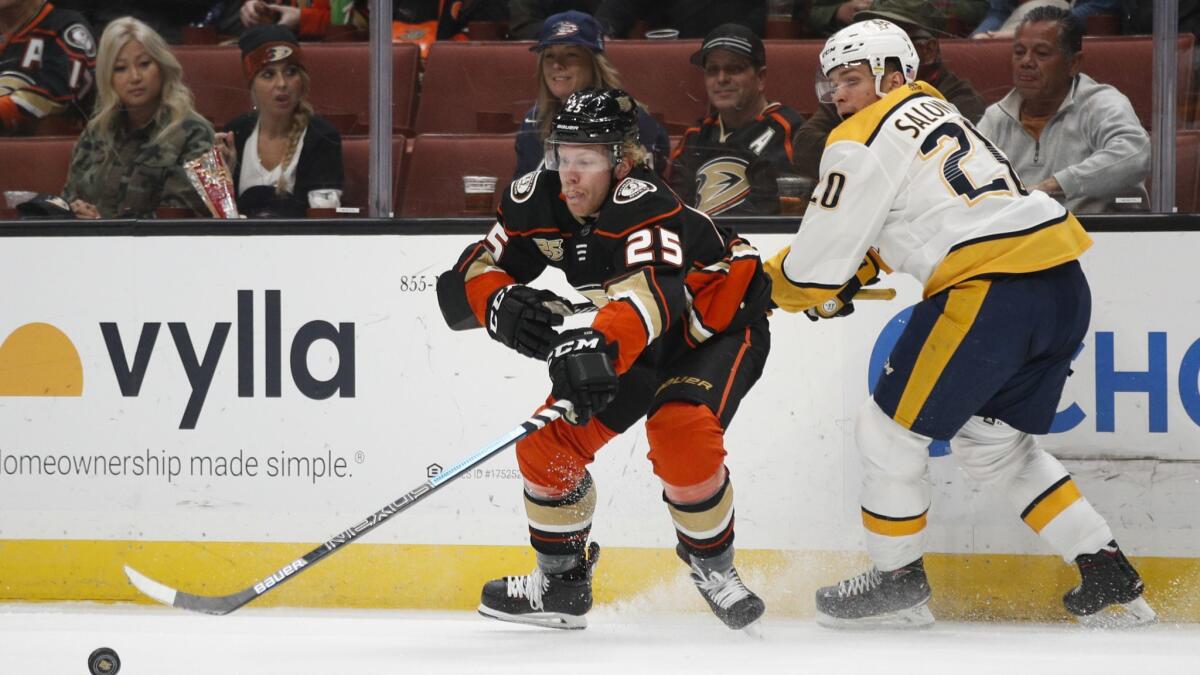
855 288 896 301
124 400 574 615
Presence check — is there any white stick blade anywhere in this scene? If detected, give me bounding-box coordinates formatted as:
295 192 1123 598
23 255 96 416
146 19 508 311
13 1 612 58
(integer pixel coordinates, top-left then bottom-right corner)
123 565 179 607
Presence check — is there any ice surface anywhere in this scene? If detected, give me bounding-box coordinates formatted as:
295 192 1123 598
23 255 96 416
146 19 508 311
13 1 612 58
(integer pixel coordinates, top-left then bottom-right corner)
2 603 1198 674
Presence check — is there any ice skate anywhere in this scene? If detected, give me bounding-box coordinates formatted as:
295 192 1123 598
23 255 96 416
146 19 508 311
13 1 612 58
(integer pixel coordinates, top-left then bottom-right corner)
676 544 765 632
1064 541 1157 628
477 542 600 630
815 558 934 628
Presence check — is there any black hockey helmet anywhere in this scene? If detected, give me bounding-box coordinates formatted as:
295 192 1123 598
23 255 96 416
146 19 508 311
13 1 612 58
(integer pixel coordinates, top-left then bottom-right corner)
544 88 640 170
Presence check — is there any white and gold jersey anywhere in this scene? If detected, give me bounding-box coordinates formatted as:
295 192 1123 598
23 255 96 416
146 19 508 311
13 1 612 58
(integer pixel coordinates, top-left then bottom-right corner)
767 81 1091 311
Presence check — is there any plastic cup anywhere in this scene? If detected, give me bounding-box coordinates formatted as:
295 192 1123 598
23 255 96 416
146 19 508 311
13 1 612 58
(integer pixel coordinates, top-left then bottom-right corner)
644 28 680 39
463 176 497 215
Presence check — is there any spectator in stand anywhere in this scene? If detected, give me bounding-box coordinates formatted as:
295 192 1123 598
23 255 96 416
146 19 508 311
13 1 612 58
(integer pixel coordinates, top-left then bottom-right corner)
977 6 1149 213
666 24 804 215
595 0 766 39
238 0 365 39
0 0 96 135
54 1 213 44
508 0 598 39
236 0 506 41
214 25 344 217
793 0 986 181
807 0 987 37
514 10 668 177
971 0 1120 39
63 17 214 219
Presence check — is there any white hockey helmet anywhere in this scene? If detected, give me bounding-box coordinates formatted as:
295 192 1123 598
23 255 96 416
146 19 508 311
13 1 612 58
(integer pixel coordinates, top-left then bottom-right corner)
816 19 919 103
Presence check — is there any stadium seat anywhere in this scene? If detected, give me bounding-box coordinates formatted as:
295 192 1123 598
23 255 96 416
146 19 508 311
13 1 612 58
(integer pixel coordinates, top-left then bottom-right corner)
174 43 421 133
763 41 825 117
0 137 77 197
399 134 516 216
1173 130 1200 212
941 35 1195 128
606 40 708 132
416 42 538 134
340 135 406 211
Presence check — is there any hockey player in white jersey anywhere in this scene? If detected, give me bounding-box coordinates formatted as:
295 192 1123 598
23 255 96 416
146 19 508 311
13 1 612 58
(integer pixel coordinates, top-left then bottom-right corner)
764 19 1155 628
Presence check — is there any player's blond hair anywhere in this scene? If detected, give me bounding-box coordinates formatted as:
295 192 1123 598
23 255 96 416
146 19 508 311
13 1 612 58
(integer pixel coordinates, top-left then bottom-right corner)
88 17 201 149
621 140 650 169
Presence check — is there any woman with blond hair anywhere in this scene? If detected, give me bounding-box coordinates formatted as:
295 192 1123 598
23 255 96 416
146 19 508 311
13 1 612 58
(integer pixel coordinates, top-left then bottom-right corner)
215 25 343 217
64 17 214 219
514 10 668 178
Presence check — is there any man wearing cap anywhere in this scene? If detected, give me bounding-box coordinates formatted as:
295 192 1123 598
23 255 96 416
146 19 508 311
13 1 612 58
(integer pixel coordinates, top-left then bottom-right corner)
793 0 985 181
666 23 804 216
515 9 668 177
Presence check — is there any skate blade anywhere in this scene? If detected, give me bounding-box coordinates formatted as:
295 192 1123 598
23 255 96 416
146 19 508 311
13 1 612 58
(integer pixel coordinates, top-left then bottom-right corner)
477 604 587 630
1075 596 1158 629
741 619 765 639
816 602 935 630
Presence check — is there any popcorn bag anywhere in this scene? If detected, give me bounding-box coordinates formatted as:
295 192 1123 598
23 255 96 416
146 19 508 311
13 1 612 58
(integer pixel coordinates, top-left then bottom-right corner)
184 148 240 218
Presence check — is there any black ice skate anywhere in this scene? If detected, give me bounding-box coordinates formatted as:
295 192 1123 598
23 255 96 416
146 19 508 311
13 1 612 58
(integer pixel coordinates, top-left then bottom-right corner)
477 542 600 630
814 558 934 628
676 544 765 631
1063 540 1157 628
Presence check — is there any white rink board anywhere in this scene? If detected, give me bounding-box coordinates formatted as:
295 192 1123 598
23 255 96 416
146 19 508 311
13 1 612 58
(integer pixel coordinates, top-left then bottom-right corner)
0 232 1197 555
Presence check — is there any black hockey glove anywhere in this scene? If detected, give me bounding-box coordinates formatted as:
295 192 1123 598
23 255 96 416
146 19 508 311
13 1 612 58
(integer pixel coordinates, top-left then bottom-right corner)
547 328 618 426
486 285 567 359
804 250 883 322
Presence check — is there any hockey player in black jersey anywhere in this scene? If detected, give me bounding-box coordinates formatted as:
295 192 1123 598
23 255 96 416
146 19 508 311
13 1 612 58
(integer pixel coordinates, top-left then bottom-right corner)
666 23 805 216
437 88 773 631
0 0 95 135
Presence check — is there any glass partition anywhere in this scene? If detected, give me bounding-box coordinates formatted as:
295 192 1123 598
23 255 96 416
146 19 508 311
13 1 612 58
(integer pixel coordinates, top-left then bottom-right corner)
0 0 1193 221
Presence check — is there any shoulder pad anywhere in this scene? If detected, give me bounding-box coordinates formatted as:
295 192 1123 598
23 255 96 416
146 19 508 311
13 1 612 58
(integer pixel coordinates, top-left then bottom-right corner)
510 170 541 203
62 23 97 58
612 177 657 204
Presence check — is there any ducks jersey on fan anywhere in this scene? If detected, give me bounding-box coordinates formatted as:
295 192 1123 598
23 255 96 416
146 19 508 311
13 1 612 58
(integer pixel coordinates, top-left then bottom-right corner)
0 2 95 133
440 167 772 374
667 102 803 216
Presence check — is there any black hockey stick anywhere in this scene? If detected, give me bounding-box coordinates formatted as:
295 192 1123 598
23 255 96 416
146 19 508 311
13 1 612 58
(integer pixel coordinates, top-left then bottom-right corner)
124 400 573 615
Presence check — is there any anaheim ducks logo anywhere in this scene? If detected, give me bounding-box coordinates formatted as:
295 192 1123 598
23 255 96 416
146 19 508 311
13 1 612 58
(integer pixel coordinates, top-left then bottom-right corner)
534 238 565 262
510 170 540 203
266 45 294 62
550 20 580 38
613 177 656 204
695 156 750 215
64 24 97 58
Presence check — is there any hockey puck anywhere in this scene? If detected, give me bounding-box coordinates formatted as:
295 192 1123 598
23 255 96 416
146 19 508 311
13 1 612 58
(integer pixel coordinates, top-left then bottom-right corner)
87 647 120 675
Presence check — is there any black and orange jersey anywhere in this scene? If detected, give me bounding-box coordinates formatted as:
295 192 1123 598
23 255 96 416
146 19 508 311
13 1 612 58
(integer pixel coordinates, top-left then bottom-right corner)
0 2 95 134
666 102 804 216
439 166 773 374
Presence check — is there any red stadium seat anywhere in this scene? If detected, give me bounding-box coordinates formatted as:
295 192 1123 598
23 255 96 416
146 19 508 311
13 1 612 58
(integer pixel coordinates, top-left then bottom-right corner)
399 134 517 216
606 40 708 132
0 136 77 196
1173 130 1200 212
416 42 538 134
340 135 405 211
941 35 1195 128
173 46 244 130
763 40 825 117
174 43 420 133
